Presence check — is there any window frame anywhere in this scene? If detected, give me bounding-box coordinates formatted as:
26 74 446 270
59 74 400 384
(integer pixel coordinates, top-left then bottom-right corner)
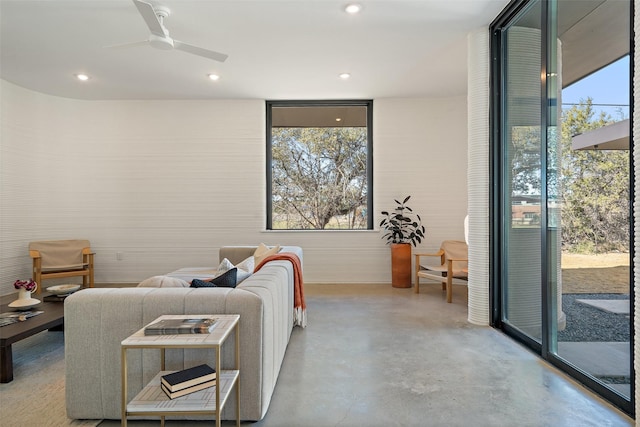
266 99 374 230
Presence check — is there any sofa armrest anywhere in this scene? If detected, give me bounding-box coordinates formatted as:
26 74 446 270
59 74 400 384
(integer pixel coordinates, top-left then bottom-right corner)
65 287 265 421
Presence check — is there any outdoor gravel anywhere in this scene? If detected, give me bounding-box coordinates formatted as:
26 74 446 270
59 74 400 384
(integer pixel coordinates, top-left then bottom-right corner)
558 293 630 342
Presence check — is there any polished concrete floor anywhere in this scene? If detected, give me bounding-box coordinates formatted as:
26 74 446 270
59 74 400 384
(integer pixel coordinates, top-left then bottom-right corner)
103 283 634 427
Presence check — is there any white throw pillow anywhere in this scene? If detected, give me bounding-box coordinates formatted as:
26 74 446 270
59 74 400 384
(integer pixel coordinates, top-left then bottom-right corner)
236 256 255 275
217 256 253 284
217 258 234 273
138 276 190 288
253 243 281 267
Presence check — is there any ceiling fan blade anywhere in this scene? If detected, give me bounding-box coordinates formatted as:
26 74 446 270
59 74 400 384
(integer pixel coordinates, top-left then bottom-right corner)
133 0 166 37
173 40 228 62
104 40 149 50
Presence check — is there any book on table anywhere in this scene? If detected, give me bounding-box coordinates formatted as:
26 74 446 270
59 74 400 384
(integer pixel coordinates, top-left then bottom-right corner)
144 317 217 335
161 364 217 392
161 379 216 399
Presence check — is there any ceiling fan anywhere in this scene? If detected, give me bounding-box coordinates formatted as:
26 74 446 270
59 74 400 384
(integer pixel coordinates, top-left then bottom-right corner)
108 0 228 62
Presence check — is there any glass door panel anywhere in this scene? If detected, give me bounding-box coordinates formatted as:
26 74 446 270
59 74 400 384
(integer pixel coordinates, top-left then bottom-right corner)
500 1 543 342
551 0 631 400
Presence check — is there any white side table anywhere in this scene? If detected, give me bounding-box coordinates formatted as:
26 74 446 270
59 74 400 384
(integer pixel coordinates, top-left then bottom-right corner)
121 314 240 427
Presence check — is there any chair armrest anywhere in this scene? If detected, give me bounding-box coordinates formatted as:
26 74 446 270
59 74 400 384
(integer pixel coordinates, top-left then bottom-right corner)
29 250 41 259
415 249 445 266
82 248 95 263
414 249 444 258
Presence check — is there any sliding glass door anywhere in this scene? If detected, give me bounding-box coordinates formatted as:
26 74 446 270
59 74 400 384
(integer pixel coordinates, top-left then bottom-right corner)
491 0 632 415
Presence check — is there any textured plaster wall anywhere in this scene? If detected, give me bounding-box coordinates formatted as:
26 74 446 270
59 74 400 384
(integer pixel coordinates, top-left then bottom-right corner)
0 80 468 295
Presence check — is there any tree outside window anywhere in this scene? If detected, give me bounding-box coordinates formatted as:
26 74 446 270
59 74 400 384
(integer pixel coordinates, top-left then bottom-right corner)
266 101 373 230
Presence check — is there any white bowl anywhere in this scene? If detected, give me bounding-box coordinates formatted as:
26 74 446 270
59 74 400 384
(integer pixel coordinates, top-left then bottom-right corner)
46 284 81 296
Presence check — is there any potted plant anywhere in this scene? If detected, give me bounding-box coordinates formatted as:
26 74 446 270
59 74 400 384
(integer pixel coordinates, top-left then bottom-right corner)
380 196 426 288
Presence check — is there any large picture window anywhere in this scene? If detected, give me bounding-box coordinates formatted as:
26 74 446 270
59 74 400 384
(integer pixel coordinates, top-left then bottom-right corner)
266 100 373 230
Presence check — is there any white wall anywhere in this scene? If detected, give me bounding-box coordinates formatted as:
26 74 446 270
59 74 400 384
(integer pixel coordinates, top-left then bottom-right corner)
0 80 468 295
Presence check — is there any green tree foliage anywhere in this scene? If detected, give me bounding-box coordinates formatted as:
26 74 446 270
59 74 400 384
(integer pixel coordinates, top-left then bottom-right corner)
560 99 629 253
271 127 368 229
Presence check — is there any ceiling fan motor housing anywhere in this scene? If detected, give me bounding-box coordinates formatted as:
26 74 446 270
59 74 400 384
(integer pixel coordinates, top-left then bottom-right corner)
149 34 174 50
154 5 170 19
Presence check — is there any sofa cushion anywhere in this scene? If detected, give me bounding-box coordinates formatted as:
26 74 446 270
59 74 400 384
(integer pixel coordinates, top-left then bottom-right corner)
138 275 190 288
236 255 255 274
253 243 281 268
191 268 238 288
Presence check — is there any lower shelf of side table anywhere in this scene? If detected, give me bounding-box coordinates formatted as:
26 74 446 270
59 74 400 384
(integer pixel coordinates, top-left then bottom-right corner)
126 370 239 415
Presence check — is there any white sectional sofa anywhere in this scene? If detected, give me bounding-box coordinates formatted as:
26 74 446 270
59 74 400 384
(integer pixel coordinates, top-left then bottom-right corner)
64 246 302 422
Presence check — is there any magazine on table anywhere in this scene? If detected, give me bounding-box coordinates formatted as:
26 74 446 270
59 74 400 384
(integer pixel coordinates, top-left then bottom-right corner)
0 311 44 327
144 317 218 335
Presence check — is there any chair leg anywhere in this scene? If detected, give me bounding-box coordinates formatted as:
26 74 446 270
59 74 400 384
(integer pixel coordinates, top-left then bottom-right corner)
88 253 94 288
414 255 420 294
33 259 42 295
446 260 454 303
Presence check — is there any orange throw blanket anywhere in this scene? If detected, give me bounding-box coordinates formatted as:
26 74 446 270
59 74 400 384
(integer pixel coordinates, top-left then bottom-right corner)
254 252 306 328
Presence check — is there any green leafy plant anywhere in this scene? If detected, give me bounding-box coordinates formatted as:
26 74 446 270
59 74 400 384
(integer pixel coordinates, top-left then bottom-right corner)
380 196 425 246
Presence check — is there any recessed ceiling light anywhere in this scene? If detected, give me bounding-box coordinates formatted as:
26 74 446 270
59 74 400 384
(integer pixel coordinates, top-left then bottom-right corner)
339 73 351 79
208 73 220 81
345 4 362 14
336 118 342 122
75 73 90 81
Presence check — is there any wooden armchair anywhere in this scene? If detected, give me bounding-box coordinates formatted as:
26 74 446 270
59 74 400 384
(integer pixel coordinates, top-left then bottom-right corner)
29 240 95 294
414 240 468 303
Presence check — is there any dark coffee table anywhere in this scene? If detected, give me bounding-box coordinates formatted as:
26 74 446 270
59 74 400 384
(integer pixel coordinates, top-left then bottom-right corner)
0 292 65 383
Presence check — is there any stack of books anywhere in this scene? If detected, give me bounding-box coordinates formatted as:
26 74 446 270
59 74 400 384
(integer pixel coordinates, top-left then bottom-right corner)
161 364 217 399
144 317 217 335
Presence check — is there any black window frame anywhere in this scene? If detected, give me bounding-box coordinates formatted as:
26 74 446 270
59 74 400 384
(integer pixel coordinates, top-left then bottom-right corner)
266 99 374 230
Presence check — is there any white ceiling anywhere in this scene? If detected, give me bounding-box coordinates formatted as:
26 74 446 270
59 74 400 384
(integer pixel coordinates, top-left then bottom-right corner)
0 0 511 100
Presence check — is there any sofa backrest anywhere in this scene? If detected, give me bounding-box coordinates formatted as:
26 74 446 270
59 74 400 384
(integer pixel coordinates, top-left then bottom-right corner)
218 246 255 264
219 245 303 270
